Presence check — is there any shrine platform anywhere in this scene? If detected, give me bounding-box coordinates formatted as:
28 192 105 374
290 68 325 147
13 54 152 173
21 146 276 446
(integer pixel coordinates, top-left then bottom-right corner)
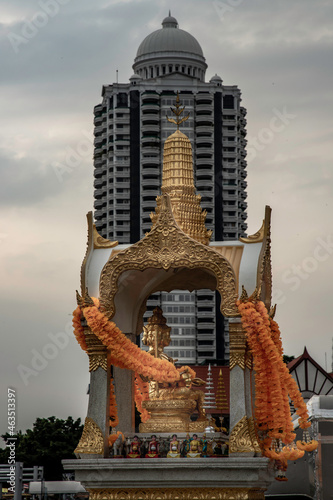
63 457 274 499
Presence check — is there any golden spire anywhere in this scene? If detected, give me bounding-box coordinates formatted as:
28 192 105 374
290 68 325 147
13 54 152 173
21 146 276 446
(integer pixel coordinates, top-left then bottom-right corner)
215 369 228 413
151 96 212 246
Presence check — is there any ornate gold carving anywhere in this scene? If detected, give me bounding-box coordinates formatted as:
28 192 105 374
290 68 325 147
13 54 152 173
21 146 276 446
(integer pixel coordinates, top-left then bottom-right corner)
87 488 265 500
74 417 103 454
239 220 265 244
100 195 238 319
257 206 272 310
93 225 118 249
84 324 107 372
166 91 190 129
229 323 252 370
76 288 95 308
268 304 277 320
139 399 197 433
80 212 94 295
151 129 212 246
89 355 107 372
230 416 258 454
248 417 261 454
239 285 248 302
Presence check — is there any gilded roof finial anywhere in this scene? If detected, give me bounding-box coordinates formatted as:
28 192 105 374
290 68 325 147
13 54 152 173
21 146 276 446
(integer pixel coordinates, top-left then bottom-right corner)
166 91 190 130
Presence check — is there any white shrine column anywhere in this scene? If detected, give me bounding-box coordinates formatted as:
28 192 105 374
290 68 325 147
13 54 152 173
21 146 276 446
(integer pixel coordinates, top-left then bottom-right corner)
228 318 259 456
74 319 110 458
113 333 135 434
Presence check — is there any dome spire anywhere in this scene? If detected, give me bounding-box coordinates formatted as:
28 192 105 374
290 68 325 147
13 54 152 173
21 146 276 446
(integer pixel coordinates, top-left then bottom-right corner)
162 13 178 28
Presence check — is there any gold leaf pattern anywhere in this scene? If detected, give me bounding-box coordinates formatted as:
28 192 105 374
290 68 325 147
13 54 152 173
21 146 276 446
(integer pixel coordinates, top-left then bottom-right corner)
74 417 103 455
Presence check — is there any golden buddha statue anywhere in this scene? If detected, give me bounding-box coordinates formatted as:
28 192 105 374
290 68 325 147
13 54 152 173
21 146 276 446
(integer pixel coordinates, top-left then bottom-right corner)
187 434 201 458
139 308 210 433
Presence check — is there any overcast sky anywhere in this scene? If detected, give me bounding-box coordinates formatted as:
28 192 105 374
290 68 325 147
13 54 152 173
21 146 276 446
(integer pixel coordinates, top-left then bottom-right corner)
0 0 332 439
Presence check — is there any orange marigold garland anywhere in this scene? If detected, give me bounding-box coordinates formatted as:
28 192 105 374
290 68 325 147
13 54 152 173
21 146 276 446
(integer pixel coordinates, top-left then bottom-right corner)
237 297 317 474
73 298 200 431
72 306 88 352
82 304 180 383
134 374 150 423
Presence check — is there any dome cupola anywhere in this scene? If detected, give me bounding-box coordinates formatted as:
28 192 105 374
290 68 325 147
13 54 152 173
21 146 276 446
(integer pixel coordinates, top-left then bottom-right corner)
133 13 207 81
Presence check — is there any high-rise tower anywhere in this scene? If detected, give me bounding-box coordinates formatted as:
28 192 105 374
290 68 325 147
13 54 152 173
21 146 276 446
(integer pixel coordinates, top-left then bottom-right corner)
93 14 247 364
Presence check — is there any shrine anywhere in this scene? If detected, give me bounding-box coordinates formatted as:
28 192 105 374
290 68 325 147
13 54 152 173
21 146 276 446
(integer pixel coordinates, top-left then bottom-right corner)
64 106 317 499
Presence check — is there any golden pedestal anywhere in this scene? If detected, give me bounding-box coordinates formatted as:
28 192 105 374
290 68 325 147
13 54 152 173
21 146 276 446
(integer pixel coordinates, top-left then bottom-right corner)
139 399 199 433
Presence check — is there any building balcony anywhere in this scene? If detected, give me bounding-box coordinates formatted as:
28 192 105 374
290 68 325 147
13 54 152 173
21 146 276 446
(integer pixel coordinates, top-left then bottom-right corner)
94 104 103 114
141 135 160 144
93 178 106 189
222 140 238 148
94 188 107 199
195 158 213 167
196 179 212 188
196 147 213 156
195 117 213 126
141 123 160 134
94 115 103 126
222 171 237 180
196 137 213 147
114 117 130 125
141 178 160 187
141 103 160 111
94 166 104 178
223 152 237 158
223 119 237 126
94 199 107 210
142 92 160 101
141 167 160 176
114 192 130 199
141 201 156 210
196 299 214 307
196 125 213 134
141 145 160 154
195 103 213 112
223 192 238 201
141 158 160 167
223 215 238 223
115 223 130 231
141 188 159 197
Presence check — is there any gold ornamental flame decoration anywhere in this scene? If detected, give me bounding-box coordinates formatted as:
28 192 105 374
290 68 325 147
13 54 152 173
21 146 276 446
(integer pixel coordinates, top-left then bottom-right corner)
166 91 190 129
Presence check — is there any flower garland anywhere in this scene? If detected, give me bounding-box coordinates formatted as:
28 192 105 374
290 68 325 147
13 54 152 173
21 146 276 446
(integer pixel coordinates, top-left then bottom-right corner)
72 298 201 430
237 297 318 467
109 377 119 428
72 306 88 352
134 374 150 423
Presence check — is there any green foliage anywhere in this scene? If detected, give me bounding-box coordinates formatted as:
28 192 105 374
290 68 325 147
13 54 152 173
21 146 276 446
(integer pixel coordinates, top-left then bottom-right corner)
0 416 83 480
283 354 295 365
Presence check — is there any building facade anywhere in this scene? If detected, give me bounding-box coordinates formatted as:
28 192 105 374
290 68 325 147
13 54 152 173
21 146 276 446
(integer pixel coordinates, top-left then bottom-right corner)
93 14 247 364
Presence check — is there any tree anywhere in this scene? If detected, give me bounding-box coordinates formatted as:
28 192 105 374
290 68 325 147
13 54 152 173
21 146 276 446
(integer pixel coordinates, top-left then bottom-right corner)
0 416 83 480
283 355 295 365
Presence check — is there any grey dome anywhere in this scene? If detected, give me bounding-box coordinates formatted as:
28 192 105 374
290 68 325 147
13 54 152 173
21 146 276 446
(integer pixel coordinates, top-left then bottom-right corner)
136 16 204 59
129 73 142 80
